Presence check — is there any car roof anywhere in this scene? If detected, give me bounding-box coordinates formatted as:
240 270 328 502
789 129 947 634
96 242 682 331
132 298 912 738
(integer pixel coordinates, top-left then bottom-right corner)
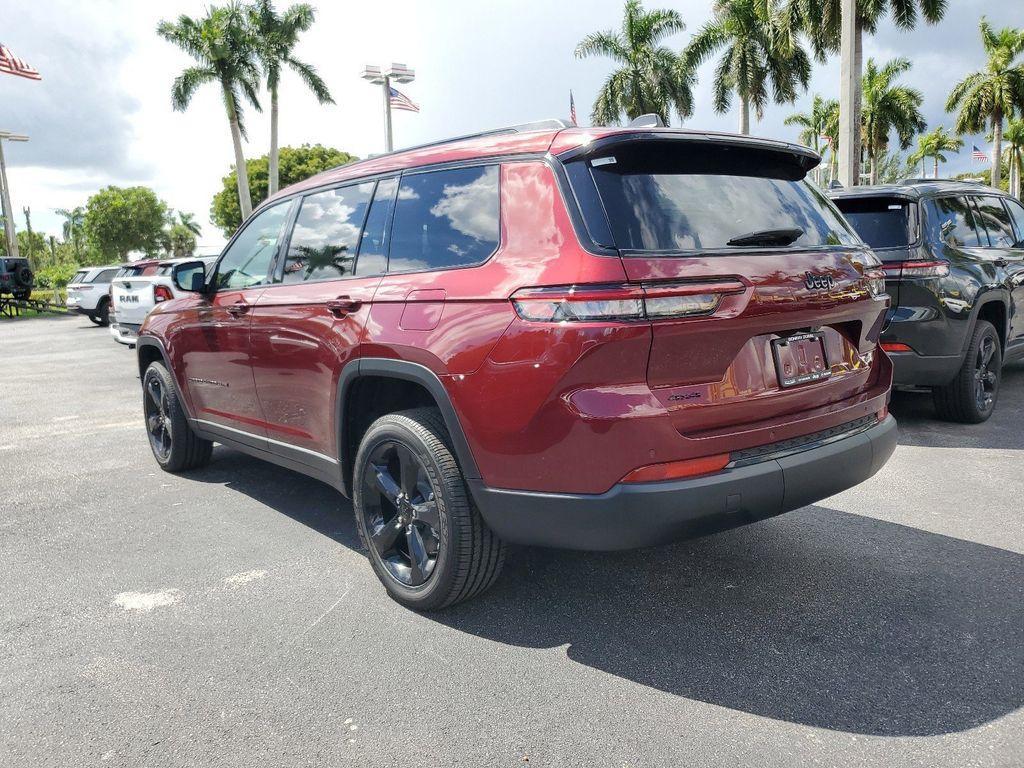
829 179 1006 201
267 122 821 208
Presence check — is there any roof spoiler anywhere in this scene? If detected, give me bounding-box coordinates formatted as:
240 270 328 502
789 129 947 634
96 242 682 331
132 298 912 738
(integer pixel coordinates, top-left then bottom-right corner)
627 113 666 128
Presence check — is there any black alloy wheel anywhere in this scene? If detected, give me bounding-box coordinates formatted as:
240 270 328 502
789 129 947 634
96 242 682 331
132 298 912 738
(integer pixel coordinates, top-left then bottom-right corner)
973 333 998 414
361 440 441 586
144 375 173 462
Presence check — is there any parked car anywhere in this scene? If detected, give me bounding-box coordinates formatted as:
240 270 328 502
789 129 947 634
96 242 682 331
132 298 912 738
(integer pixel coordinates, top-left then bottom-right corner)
66 265 121 325
110 257 216 345
830 180 1024 422
0 256 34 301
136 120 895 609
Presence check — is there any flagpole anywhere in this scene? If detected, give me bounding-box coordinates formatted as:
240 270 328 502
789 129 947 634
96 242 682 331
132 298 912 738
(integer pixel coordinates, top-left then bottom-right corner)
0 136 21 259
382 75 393 153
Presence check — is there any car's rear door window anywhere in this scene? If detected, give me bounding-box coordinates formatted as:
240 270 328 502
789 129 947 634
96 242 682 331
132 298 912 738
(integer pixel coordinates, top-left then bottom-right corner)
387 165 500 272
832 197 912 251
1004 198 1024 245
280 182 374 283
92 269 118 283
931 196 984 247
974 196 1017 248
576 143 858 252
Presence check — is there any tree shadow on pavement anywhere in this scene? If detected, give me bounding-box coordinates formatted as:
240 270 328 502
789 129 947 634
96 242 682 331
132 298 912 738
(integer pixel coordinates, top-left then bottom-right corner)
889 362 1024 450
182 449 1024 739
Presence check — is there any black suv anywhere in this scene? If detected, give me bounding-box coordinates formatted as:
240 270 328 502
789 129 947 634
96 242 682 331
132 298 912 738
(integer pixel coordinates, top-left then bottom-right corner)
0 257 34 301
831 181 1024 422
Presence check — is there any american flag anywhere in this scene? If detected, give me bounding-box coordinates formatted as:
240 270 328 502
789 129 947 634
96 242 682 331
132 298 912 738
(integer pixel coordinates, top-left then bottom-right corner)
570 90 577 125
0 43 41 81
971 145 988 162
389 86 419 113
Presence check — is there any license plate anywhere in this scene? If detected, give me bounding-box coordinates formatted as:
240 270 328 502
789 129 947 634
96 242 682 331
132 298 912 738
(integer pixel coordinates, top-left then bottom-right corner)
771 332 830 388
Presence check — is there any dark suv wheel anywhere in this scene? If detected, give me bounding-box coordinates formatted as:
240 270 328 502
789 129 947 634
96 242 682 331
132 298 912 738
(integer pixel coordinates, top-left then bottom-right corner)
933 319 1002 423
353 408 505 610
91 298 110 326
142 361 213 471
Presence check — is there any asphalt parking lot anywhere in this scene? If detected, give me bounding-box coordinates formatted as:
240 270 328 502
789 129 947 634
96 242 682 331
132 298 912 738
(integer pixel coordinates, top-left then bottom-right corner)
1 314 1022 767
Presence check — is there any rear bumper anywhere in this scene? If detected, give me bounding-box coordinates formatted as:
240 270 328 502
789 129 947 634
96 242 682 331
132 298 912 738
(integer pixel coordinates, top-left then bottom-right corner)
888 350 962 387
471 415 897 551
110 322 140 346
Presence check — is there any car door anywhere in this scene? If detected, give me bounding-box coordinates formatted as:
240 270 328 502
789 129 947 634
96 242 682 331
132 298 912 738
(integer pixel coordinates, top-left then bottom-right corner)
994 196 1024 356
249 177 397 462
175 200 293 442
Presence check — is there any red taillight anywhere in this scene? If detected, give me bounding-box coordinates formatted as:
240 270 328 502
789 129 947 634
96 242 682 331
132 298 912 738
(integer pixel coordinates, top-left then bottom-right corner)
153 285 173 303
877 404 889 421
621 453 731 484
881 342 913 353
880 260 950 279
511 280 746 323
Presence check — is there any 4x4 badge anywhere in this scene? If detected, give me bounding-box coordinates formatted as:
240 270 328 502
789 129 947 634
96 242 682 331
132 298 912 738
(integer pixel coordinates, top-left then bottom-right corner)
804 271 836 291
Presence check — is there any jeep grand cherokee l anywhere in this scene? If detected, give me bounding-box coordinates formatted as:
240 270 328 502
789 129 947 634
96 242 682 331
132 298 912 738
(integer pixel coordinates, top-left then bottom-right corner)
136 121 896 609
831 181 1024 422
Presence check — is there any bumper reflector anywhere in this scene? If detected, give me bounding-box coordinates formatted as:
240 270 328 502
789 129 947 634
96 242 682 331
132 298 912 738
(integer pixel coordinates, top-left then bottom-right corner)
881 342 913 353
621 453 730 484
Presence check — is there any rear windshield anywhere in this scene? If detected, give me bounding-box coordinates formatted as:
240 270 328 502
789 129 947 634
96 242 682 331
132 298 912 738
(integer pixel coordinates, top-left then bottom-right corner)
119 264 159 277
833 197 912 250
70 270 88 284
574 142 858 252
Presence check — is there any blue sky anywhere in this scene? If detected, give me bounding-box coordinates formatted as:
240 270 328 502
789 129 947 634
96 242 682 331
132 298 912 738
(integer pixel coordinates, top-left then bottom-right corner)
1 0 1022 249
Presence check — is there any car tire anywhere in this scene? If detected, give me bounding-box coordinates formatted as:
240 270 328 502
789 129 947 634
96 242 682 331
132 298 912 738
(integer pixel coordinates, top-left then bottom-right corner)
92 299 110 326
142 360 213 472
12 289 30 302
933 319 1002 423
353 407 505 610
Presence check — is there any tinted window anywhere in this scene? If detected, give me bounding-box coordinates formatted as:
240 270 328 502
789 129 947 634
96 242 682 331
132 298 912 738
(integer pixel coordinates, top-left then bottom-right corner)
833 197 911 250
92 269 118 283
974 196 1017 248
930 196 983 247
215 202 290 290
70 270 88 284
388 166 500 272
281 182 373 283
1005 198 1024 245
356 177 397 275
584 146 857 251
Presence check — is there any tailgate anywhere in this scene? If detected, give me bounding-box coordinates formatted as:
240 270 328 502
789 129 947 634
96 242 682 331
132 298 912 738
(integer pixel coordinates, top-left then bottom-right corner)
112 277 155 325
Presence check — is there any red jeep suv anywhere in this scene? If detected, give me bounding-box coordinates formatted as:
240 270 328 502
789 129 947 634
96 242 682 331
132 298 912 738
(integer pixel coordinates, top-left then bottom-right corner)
137 120 896 609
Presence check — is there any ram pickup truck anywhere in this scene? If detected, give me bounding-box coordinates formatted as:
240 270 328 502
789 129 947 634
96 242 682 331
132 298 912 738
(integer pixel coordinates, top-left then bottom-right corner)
110 257 216 345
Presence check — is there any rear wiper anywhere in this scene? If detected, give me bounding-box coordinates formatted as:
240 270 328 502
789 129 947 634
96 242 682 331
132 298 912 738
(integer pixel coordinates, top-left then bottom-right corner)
726 227 804 247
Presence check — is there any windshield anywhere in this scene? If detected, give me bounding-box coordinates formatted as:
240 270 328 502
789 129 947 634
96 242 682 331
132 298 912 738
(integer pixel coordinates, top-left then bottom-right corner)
578 143 858 252
833 197 912 250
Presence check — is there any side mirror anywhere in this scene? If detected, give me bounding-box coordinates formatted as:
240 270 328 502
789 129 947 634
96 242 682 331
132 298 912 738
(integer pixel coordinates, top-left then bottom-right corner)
172 260 207 293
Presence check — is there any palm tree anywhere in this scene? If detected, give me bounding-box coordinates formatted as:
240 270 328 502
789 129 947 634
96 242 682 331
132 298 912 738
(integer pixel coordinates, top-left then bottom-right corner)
861 57 926 185
574 0 694 126
907 133 932 177
914 125 963 179
685 0 810 135
55 206 85 259
787 0 946 185
946 18 1024 189
1002 118 1024 198
785 94 837 183
247 0 334 195
158 4 262 221
177 211 202 236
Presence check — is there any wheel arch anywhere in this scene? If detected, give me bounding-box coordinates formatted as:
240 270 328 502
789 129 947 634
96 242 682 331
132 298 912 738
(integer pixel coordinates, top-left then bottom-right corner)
136 336 194 420
971 290 1009 352
337 358 481 498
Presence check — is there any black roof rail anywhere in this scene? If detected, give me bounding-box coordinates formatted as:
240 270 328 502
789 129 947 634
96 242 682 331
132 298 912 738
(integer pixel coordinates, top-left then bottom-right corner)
361 118 576 162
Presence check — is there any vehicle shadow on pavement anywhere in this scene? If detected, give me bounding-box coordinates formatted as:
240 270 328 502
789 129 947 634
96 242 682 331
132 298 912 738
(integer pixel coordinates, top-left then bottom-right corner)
433 507 1024 738
187 452 1024 738
889 362 1024 450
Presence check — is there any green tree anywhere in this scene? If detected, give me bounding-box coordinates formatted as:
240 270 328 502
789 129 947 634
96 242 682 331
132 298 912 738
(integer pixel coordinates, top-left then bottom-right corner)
158 3 262 219
1002 118 1024 198
787 0 946 184
167 223 198 258
83 186 169 261
861 57 926 185
177 210 202 236
248 0 334 195
210 144 356 235
785 93 838 183
574 0 694 126
910 125 963 179
685 0 811 135
15 230 48 271
55 206 85 260
946 18 1024 189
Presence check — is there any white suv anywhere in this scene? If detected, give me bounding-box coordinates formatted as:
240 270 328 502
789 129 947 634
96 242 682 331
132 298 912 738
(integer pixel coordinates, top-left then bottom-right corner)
66 265 121 326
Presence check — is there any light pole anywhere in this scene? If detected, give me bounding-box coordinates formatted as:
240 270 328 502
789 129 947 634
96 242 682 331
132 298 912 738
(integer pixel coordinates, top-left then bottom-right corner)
361 63 415 152
837 0 858 187
0 131 29 259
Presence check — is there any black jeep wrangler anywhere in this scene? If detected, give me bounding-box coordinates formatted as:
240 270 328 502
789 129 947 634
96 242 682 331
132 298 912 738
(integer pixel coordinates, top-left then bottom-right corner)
831 181 1024 423
0 257 34 301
